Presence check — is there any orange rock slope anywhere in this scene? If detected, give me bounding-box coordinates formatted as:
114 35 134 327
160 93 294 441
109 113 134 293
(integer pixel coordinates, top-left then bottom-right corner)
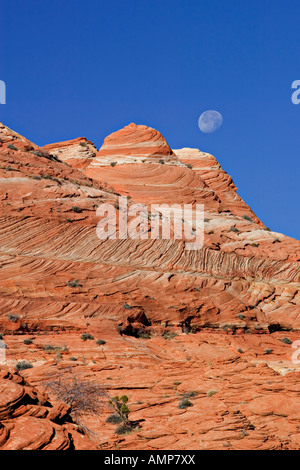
0 121 299 450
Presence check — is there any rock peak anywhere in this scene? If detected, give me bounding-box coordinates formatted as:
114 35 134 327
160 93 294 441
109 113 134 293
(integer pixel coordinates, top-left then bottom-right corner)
87 123 177 167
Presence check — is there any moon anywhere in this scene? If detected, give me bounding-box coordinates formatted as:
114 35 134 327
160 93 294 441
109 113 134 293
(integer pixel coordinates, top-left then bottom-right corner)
198 110 223 134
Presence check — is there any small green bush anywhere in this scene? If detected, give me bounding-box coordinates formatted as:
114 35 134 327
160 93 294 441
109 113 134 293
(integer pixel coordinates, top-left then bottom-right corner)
206 389 217 397
71 206 83 213
7 314 19 323
106 413 122 424
281 337 292 345
23 339 33 345
242 215 254 222
81 333 94 341
16 361 33 371
123 303 132 310
7 143 18 151
178 398 193 409
96 339 106 345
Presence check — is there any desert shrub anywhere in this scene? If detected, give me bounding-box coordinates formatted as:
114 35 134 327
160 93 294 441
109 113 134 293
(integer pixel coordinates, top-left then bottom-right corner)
67 279 82 288
7 143 18 150
206 389 217 397
69 356 77 361
242 215 254 222
106 412 122 424
123 303 132 310
162 331 177 340
79 141 87 147
182 391 198 398
16 361 33 371
43 344 68 353
158 159 165 164
115 425 133 435
230 226 240 233
45 368 107 420
81 333 94 341
178 398 193 409
281 337 292 345
7 314 19 323
110 161 117 167
109 395 130 425
71 206 83 213
23 338 33 345
264 348 273 355
96 339 106 345
186 163 193 169
238 314 245 320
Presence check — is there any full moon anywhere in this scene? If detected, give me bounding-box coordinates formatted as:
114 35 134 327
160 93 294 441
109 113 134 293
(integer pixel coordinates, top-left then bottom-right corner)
198 110 223 133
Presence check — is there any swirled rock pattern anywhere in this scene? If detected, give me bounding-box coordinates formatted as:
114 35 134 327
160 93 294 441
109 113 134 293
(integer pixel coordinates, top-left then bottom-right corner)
0 121 299 450
43 138 97 170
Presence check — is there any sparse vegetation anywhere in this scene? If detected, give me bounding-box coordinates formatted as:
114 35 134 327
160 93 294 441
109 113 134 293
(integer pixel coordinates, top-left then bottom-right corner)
110 161 117 167
207 389 217 397
7 314 19 323
162 330 177 340
67 279 82 288
230 226 240 233
242 215 254 222
43 344 68 353
96 339 106 345
238 314 245 320
158 159 165 164
45 368 107 421
23 338 33 345
281 337 292 345
7 143 18 150
106 412 122 424
178 398 193 409
81 333 94 341
123 303 132 310
108 395 133 435
71 206 83 213
186 163 193 169
264 348 273 355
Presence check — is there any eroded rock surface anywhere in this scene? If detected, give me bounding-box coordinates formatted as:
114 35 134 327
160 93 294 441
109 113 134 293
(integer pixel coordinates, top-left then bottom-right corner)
0 121 299 450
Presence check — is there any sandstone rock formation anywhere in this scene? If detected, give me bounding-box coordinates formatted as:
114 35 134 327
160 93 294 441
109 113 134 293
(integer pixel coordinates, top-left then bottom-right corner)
0 121 299 450
43 137 97 170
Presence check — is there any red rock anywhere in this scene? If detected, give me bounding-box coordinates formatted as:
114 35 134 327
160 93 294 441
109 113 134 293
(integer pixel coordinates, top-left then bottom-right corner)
43 137 97 170
0 121 299 450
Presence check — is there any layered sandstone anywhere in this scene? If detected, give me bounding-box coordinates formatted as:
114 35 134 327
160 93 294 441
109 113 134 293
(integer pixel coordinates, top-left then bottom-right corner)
0 121 299 450
43 137 97 170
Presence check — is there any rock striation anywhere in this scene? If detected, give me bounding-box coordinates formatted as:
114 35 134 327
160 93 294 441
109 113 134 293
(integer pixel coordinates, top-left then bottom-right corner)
43 137 97 170
0 121 299 450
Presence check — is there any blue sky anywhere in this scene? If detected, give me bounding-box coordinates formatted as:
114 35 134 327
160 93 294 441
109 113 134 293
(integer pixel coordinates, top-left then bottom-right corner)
1 0 299 239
